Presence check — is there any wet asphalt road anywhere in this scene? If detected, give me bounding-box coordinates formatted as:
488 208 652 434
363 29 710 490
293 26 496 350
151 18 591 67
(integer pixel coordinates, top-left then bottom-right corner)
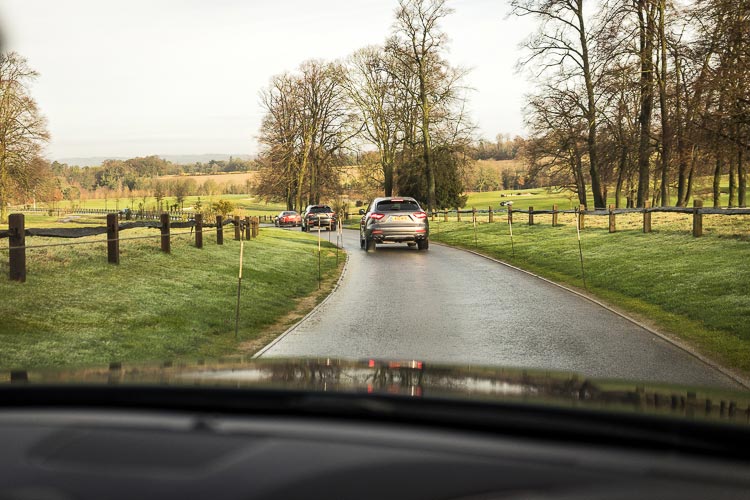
259 227 739 389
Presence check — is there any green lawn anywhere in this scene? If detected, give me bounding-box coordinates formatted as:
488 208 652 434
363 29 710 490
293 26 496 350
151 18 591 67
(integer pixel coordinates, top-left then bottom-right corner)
430 213 750 375
0 227 343 370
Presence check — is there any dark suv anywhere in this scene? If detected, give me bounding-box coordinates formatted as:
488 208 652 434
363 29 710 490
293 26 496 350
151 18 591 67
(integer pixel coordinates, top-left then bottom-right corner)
359 197 429 251
301 205 336 231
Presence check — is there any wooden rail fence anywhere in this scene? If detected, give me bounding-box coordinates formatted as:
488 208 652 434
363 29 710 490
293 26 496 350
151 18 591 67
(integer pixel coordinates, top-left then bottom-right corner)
423 200 750 237
3 213 260 282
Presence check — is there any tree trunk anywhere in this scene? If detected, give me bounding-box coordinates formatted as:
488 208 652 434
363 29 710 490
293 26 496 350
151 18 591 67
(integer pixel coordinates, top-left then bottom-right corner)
657 0 670 207
728 151 737 207
383 157 394 197
615 152 626 209
574 154 587 206
674 49 689 207
739 147 747 207
686 147 696 203
575 0 604 209
420 101 435 211
713 155 723 208
637 0 656 207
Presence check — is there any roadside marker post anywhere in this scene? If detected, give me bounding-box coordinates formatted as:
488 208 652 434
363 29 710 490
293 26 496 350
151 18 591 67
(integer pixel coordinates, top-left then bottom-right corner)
318 214 322 290
473 211 478 248
235 238 245 339
508 210 515 258
575 207 587 290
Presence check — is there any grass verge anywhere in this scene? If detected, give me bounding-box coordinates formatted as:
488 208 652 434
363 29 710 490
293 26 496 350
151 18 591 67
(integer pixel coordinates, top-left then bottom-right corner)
430 213 750 376
0 228 344 370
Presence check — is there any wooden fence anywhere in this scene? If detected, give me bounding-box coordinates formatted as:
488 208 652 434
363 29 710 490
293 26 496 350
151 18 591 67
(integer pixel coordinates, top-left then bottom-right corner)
426 200 750 238
2 213 260 283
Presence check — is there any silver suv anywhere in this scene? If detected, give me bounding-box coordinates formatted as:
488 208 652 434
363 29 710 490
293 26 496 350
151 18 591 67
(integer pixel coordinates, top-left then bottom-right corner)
359 197 429 251
301 205 335 232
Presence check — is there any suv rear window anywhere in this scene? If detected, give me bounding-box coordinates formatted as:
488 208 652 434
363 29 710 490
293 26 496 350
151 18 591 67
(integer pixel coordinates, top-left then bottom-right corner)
376 200 421 212
308 206 333 213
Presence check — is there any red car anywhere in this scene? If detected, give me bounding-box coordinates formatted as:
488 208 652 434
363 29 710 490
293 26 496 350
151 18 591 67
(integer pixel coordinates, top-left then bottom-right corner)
274 211 302 227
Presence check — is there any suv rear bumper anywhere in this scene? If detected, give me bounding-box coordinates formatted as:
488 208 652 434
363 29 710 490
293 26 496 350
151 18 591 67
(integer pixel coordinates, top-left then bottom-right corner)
368 227 428 243
306 218 333 227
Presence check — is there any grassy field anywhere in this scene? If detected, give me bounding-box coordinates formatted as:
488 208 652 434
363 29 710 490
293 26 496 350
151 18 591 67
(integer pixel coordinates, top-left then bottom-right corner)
52 193 286 214
429 212 750 376
14 195 287 228
159 171 258 186
465 174 743 212
0 227 344 370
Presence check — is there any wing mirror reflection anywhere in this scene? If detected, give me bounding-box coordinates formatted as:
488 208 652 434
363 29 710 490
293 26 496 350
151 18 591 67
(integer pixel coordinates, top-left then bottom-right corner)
359 209 365 215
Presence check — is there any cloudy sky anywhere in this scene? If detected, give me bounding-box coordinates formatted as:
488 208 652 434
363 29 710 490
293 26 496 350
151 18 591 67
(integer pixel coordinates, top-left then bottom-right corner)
0 0 533 161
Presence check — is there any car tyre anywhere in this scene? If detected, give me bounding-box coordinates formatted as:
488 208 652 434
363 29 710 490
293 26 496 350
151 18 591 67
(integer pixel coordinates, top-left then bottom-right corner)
417 239 429 251
366 237 376 252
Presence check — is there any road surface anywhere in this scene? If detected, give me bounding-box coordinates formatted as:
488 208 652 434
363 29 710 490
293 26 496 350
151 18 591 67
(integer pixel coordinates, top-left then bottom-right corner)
259 227 740 389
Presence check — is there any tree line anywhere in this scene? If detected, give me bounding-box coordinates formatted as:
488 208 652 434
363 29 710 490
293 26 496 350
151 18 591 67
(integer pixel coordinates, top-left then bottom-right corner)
256 0 475 212
514 0 749 209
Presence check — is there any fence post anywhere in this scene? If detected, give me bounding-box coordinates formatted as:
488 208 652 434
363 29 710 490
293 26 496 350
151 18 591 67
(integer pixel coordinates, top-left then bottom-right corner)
457 209 461 222
488 206 494 223
693 199 703 237
552 204 558 227
578 205 586 230
216 215 224 245
244 216 251 240
608 204 616 233
443 210 448 222
9 213 26 282
160 213 170 253
643 200 652 233
234 215 241 240
251 217 259 238
195 213 203 248
528 206 534 226
508 205 513 225
106 213 119 264
471 207 476 224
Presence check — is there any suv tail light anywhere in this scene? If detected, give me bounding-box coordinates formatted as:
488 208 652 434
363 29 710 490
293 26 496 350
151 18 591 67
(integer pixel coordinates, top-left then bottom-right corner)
413 211 427 219
370 212 385 221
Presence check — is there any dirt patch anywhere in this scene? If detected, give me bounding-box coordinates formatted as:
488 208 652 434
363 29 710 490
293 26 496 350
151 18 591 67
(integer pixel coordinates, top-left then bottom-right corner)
237 260 345 355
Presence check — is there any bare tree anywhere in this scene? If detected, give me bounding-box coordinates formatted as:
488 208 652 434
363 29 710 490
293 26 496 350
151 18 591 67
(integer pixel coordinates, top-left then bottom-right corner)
511 0 609 208
0 51 50 222
344 46 402 196
388 0 455 212
257 61 357 211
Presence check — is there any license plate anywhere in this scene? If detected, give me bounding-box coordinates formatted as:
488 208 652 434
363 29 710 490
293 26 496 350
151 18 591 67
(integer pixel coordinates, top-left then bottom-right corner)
390 215 410 222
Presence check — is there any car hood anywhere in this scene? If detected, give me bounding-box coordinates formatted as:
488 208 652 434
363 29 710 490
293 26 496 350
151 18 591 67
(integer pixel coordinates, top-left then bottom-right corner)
5 357 750 425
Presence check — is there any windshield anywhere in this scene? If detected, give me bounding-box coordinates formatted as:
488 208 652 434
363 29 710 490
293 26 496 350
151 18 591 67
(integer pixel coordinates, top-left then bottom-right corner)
376 200 421 212
1 0 748 417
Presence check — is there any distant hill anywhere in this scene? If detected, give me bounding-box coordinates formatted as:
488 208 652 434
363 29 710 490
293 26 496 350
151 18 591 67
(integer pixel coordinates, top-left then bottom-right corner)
56 154 254 167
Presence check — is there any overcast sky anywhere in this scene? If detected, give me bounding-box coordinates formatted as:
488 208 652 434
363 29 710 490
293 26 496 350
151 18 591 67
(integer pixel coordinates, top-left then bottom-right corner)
0 0 533 161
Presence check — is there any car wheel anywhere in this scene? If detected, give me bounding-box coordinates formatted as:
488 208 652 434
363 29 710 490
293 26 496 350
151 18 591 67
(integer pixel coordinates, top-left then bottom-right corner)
417 239 429 251
360 235 365 249
366 237 376 252
301 225 307 232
